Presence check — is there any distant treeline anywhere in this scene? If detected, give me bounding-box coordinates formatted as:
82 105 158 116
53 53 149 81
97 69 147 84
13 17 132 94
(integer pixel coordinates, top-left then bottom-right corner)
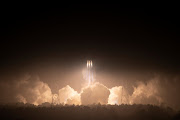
0 103 180 120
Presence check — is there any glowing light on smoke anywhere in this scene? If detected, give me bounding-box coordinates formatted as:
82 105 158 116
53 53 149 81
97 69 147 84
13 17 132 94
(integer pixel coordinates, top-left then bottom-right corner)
108 86 123 105
129 79 163 105
58 85 81 105
81 82 110 105
0 61 168 107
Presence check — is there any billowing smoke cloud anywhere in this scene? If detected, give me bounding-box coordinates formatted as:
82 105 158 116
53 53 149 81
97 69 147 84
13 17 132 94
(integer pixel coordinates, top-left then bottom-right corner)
108 86 123 105
1 73 180 110
108 86 129 105
81 82 110 105
50 75 180 110
66 94 81 105
130 75 180 110
129 78 163 105
106 75 180 110
58 85 81 105
16 76 52 105
0 74 52 105
107 76 165 106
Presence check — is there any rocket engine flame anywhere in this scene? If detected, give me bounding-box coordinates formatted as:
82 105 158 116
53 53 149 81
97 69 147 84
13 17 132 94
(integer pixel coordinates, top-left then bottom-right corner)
86 60 94 85
87 60 92 68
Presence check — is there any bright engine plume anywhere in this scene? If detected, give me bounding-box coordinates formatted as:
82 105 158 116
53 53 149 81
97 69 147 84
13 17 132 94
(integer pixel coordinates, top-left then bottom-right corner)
87 60 94 85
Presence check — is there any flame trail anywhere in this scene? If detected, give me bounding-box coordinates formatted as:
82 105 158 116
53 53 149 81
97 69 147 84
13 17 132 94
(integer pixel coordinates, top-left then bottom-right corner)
87 60 94 85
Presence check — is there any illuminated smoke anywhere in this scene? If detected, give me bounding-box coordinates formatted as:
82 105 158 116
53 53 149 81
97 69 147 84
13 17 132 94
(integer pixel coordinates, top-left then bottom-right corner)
82 68 90 86
0 74 52 105
129 78 163 105
81 82 110 105
66 93 81 105
2 72 180 110
108 86 123 105
16 94 27 103
107 78 163 106
0 75 163 106
15 75 52 105
108 86 130 105
52 94 59 105
58 85 81 105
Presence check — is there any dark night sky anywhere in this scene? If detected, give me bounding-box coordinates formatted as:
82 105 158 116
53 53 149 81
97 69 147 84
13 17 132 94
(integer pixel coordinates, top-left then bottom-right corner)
0 4 180 83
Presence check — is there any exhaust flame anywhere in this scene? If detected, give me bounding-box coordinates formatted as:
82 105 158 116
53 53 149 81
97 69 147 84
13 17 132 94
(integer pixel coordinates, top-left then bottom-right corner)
86 60 94 86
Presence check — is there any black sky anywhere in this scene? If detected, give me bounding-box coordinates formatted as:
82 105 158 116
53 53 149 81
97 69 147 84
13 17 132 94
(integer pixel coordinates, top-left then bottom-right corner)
0 4 180 77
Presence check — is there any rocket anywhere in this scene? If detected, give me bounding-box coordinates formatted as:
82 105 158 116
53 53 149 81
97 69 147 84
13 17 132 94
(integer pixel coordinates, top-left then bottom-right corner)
87 60 93 85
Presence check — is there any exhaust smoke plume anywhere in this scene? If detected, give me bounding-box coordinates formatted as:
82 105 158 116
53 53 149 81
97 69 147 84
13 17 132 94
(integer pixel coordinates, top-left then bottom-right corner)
81 82 110 105
108 86 129 105
0 72 180 110
129 78 163 105
58 85 81 105
0 74 52 105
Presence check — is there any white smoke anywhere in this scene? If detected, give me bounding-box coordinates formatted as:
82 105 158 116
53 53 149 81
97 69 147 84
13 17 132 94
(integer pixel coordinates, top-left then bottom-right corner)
59 85 81 105
58 85 81 105
0 75 163 106
1 73 180 110
16 94 27 103
0 74 52 105
129 78 163 105
108 86 123 105
82 68 96 86
107 77 164 106
66 93 81 105
81 82 110 105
